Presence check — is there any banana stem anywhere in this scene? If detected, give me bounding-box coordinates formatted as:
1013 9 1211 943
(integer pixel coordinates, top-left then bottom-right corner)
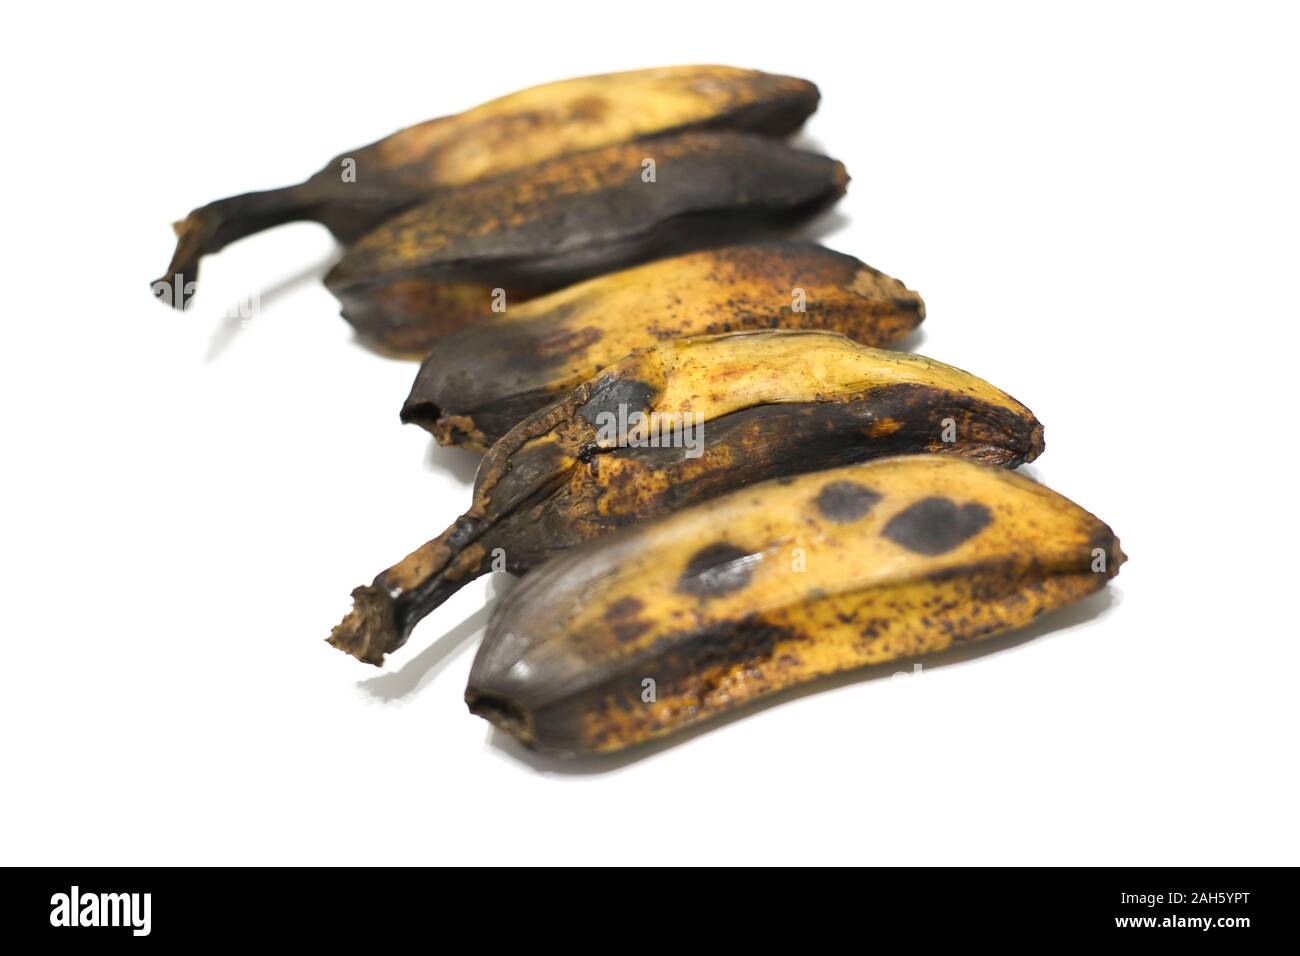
327 515 491 667
152 185 322 309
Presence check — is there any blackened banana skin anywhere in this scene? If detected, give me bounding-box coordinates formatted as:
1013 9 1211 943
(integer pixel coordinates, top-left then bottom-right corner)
327 331 1043 667
323 133 849 348
459 385 1040 572
154 66 819 312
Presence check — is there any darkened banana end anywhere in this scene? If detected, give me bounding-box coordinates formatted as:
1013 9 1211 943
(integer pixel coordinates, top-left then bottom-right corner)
326 513 496 666
1024 420 1046 465
465 690 535 746
153 186 322 309
152 210 215 310
326 585 399 667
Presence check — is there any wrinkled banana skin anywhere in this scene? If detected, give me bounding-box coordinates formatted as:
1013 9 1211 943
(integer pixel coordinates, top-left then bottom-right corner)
327 331 1044 667
402 242 925 446
467 456 1124 755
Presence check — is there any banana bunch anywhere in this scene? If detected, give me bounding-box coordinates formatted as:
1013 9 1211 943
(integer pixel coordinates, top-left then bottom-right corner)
468 455 1124 755
154 65 818 316
401 242 925 447
327 330 1044 666
158 65 1124 756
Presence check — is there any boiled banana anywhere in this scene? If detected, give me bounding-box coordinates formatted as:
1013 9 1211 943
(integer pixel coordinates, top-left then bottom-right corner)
325 132 849 352
401 241 925 446
155 65 818 310
327 330 1043 666
467 455 1124 755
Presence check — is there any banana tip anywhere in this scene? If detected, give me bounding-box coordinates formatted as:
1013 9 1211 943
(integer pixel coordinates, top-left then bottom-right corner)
1026 420 1046 463
154 211 210 310
1109 536 1128 577
326 585 398 667
465 689 536 747
832 162 851 196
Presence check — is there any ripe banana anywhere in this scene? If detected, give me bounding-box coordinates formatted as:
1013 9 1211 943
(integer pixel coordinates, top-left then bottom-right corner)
323 132 849 352
401 242 925 447
155 66 818 310
467 455 1124 755
327 330 1044 666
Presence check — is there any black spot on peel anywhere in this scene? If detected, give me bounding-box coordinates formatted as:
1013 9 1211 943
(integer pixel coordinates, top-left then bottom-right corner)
883 497 992 555
577 377 656 427
677 543 757 599
814 481 882 523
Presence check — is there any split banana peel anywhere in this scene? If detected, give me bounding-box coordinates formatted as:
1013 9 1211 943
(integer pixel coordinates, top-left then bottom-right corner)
154 66 818 312
327 330 1043 666
402 241 925 447
324 132 849 353
468 455 1124 755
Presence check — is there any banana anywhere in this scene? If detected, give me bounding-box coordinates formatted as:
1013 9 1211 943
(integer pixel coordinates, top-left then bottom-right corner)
467 455 1124 755
154 66 818 310
401 242 925 446
323 132 849 352
327 330 1044 666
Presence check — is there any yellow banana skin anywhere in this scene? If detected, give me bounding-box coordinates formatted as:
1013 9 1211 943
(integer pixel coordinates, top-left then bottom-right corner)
327 330 1043 667
401 242 925 448
155 65 818 309
467 456 1124 755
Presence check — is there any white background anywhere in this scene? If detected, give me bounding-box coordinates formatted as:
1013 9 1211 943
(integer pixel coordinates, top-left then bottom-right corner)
3 1 1297 865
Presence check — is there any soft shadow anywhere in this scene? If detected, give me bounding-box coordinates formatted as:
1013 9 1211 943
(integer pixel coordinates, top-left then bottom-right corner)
793 209 851 244
205 250 340 363
889 326 927 353
356 574 520 702
487 587 1120 775
425 438 483 485
355 603 492 702
789 131 829 155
